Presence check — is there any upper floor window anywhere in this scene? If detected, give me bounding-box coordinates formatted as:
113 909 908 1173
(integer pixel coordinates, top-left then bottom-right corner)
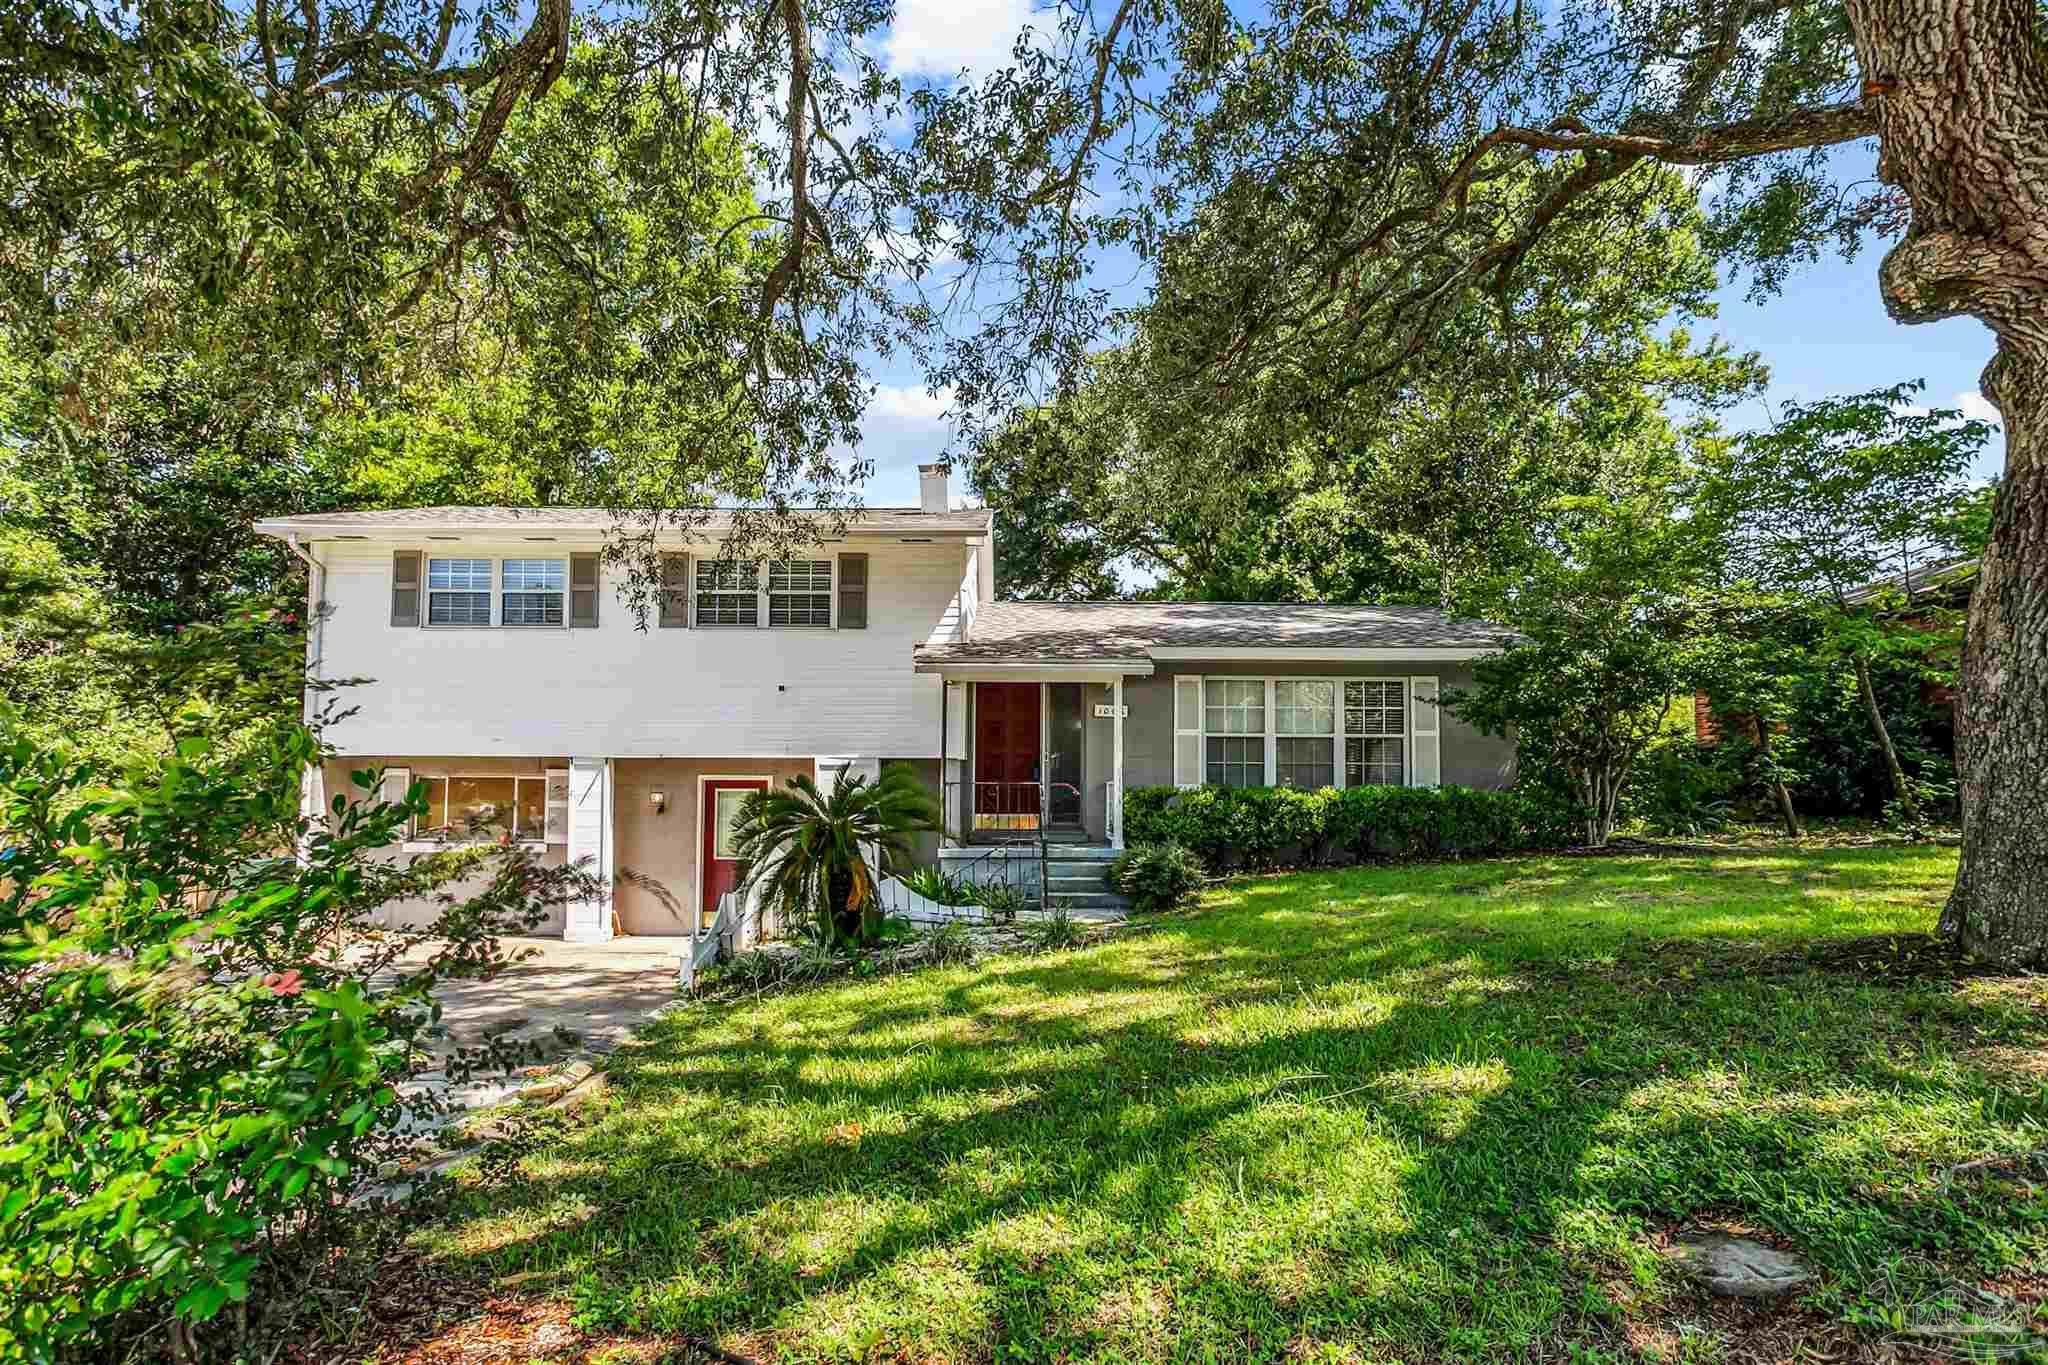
426 558 492 625
768 560 832 626
695 559 760 626
501 558 566 625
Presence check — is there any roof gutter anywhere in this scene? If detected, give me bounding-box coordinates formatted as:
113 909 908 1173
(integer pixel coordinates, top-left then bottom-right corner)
913 658 1155 681
278 534 324 726
1145 645 1505 662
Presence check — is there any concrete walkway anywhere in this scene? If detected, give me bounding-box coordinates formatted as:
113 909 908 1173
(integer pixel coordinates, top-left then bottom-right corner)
398 936 690 1137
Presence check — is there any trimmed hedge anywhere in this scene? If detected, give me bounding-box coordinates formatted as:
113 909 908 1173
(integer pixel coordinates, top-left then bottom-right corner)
1122 783 1576 871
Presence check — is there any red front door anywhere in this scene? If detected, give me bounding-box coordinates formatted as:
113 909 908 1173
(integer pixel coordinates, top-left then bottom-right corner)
702 779 767 925
974 682 1041 828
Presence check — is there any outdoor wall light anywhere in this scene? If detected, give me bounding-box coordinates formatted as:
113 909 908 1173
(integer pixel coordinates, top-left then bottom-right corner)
650 790 667 813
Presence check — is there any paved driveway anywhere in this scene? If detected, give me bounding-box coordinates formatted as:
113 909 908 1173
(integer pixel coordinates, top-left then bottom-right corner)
398 936 689 1134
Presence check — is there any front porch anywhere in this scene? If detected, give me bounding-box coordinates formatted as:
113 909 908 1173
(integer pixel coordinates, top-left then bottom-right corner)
932 673 1137 849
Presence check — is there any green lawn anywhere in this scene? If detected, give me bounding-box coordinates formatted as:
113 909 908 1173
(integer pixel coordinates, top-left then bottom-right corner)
423 846 2048 1362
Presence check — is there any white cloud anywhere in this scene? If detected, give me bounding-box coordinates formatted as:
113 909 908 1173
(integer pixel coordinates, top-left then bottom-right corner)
1953 390 2003 426
867 383 956 425
883 0 1035 78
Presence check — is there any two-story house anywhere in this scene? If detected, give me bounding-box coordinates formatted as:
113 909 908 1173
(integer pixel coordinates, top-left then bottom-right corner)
258 466 1517 941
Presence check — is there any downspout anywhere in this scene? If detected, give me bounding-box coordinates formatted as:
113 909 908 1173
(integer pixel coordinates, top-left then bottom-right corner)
280 533 325 724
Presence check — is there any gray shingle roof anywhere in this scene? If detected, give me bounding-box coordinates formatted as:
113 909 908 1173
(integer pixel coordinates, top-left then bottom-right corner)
918 600 1518 663
254 505 993 535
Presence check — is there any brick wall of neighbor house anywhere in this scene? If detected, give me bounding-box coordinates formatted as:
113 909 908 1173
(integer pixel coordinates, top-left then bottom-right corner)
1120 660 1516 790
319 755 571 934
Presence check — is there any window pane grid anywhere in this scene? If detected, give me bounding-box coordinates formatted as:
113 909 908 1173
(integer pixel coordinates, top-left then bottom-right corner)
1345 680 1405 737
1205 736 1263 788
768 560 833 627
1347 736 1404 786
426 558 491 625
1276 736 1335 789
1274 680 1336 735
695 559 759 627
1203 679 1265 735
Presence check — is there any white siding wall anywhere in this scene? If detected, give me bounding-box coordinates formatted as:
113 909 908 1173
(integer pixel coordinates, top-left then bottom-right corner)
312 539 962 757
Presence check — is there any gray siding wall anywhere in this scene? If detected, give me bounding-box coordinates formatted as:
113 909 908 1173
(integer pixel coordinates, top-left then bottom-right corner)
1121 659 1516 791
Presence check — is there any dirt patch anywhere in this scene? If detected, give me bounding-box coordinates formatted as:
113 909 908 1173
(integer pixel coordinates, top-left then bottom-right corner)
327 1256 754 1365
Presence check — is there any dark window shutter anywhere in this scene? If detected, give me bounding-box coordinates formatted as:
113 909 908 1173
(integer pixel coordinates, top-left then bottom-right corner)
569 553 600 628
391 551 421 627
837 553 868 629
658 553 690 628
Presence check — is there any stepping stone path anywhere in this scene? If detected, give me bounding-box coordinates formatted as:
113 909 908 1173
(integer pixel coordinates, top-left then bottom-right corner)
1665 1233 1812 1299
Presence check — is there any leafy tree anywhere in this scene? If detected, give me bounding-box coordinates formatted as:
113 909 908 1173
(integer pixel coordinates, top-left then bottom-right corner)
1699 383 1989 822
730 766 940 947
0 708 599 1358
1449 457 1719 845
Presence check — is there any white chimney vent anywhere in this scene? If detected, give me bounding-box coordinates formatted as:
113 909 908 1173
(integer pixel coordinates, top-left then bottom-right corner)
918 463 949 514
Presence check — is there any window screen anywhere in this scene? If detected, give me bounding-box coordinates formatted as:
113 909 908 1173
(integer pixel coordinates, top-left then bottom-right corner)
426 559 492 625
1275 680 1336 734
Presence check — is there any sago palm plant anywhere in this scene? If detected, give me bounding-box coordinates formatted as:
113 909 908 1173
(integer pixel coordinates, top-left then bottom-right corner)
729 764 940 946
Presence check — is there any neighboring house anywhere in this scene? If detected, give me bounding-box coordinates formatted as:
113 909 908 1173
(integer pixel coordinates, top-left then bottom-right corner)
256 466 1518 942
1694 554 1979 743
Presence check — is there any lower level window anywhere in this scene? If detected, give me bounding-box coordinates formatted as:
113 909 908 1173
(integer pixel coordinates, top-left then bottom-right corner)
1346 737 1404 786
1276 737 1334 789
1206 736 1263 788
416 775 548 842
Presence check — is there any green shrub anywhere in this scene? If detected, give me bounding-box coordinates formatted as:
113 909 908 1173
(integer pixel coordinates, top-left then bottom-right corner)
900 864 977 906
1108 842 1206 912
1123 783 1575 868
0 717 595 1360
919 918 980 965
1024 901 1085 951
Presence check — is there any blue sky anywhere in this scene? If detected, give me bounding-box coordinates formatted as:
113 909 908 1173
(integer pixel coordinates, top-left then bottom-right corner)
847 10 2007 506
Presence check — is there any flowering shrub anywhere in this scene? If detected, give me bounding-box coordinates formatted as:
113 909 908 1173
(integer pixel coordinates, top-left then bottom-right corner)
0 715 597 1359
1122 783 1576 871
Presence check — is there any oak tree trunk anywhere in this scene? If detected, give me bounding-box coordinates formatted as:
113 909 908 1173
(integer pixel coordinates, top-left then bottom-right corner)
1846 0 2048 963
1940 349 2048 963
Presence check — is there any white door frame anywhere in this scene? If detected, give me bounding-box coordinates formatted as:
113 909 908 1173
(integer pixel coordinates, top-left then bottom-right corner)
692 771 774 932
